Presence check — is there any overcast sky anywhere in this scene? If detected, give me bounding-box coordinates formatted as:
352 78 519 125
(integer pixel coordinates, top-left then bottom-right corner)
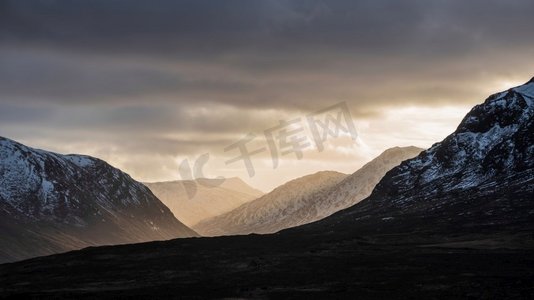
1 0 533 191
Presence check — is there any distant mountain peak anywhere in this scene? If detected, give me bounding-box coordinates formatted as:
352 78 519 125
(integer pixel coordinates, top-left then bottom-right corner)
381 146 423 154
193 147 422 236
145 176 263 227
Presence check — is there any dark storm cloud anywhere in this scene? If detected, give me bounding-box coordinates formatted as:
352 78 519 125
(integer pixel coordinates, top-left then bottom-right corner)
1 0 534 154
3 0 534 56
2 0 534 109
0 103 55 122
0 48 255 103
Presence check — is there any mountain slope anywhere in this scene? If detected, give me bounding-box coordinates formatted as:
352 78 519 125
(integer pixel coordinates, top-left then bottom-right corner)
194 147 422 236
144 178 263 227
193 171 347 236
304 146 423 221
296 78 534 236
0 137 197 263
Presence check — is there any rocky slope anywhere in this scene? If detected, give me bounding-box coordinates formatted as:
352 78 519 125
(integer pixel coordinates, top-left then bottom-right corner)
144 178 263 227
193 171 347 236
194 146 422 236
305 146 423 221
0 137 197 263
297 78 534 235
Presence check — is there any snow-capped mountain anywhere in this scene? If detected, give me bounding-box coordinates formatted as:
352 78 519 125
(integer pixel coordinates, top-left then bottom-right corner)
194 146 422 236
308 146 423 220
299 78 534 234
0 137 197 263
193 171 347 236
144 178 263 227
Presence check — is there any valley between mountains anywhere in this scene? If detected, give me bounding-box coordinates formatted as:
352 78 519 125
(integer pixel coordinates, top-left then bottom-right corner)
0 78 533 298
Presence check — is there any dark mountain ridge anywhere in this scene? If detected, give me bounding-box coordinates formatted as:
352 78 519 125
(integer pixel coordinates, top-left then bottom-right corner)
295 78 534 236
0 137 197 263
